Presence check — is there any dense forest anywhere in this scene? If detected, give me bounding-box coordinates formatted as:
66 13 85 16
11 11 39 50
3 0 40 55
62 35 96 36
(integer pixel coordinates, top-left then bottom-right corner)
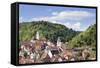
19 21 80 45
19 21 96 50
68 24 96 49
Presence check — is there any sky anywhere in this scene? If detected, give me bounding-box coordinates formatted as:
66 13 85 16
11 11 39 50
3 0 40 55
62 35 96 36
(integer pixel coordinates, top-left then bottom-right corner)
19 4 96 31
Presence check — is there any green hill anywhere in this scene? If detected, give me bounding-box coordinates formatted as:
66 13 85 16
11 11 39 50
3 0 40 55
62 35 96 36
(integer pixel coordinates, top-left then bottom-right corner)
68 24 96 49
19 21 79 45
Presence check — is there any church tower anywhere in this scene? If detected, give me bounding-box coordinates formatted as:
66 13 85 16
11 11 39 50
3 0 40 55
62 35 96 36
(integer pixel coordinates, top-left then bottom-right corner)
57 37 61 47
36 31 39 40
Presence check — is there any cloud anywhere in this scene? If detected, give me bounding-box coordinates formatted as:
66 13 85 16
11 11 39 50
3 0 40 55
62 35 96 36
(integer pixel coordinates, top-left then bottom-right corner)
47 21 85 31
49 21 82 31
44 20 83 31
65 22 89 31
31 11 93 22
19 17 24 23
65 22 81 31
52 12 58 15
28 10 94 31
19 17 30 23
